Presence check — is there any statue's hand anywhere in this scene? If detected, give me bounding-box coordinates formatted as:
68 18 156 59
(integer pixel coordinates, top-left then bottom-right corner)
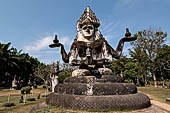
49 43 63 48
121 37 137 42
122 28 137 42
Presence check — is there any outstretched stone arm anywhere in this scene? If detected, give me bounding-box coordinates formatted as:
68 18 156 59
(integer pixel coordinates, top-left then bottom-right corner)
115 38 125 58
49 43 69 63
113 28 137 59
60 44 69 63
49 35 70 63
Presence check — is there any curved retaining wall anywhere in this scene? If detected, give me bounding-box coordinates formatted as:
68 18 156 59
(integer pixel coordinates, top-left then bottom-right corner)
46 93 151 111
64 75 124 83
54 83 137 95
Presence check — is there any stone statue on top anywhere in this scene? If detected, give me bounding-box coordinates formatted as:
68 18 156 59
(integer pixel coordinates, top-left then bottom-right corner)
49 6 136 77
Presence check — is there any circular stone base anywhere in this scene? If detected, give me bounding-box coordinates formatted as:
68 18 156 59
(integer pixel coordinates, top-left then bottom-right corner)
64 75 124 83
54 83 137 95
46 93 150 110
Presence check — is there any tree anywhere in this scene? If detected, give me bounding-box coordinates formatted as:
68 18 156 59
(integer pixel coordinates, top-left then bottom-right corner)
129 46 148 86
108 56 128 77
33 62 64 92
0 42 41 88
33 64 50 88
124 59 139 85
155 45 170 79
130 28 167 87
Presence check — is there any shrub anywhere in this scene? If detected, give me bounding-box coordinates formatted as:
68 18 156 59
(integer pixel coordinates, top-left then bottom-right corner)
41 84 46 89
58 71 71 83
27 98 36 101
2 103 15 107
22 86 32 94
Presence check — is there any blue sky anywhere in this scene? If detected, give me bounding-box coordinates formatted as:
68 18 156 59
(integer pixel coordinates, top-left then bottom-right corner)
0 0 170 64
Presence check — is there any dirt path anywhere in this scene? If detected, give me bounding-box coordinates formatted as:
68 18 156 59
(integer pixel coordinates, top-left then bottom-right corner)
151 100 170 111
142 93 170 112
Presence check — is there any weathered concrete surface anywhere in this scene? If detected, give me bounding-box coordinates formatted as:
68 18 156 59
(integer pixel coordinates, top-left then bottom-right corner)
64 75 124 83
98 68 113 75
46 93 150 111
72 69 91 77
54 83 137 95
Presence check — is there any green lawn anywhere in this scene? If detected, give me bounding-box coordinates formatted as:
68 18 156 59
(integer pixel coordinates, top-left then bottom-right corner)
0 86 47 113
1 86 170 113
138 86 170 105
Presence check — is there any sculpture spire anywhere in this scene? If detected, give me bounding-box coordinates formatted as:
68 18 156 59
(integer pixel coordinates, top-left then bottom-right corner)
77 6 100 27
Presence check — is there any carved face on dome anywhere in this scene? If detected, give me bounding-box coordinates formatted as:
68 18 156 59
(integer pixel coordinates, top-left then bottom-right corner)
81 23 95 39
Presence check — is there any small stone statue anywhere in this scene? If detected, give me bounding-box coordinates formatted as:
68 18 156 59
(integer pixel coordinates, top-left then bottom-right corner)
19 95 23 103
37 94 40 99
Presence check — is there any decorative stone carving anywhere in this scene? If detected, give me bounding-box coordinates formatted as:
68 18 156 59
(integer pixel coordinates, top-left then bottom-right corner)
98 68 112 75
47 6 150 111
72 69 91 77
49 6 137 69
12 75 17 90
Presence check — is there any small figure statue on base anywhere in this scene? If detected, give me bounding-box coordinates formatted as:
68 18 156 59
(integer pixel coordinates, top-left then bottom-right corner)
37 94 40 99
19 95 23 103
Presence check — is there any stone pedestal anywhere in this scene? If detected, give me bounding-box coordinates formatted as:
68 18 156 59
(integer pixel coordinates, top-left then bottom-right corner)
46 68 151 111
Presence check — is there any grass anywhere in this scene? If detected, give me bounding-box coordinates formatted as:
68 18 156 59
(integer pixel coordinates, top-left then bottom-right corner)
1 86 170 113
138 86 170 105
0 86 47 113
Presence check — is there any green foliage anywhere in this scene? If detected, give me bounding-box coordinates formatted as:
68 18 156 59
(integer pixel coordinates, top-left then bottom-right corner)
130 27 167 84
0 42 41 87
22 86 32 94
108 56 128 76
41 84 46 89
124 61 138 81
155 45 170 79
108 27 168 85
58 70 71 83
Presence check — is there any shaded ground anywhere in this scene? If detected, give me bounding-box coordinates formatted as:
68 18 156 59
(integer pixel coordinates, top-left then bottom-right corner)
33 103 166 113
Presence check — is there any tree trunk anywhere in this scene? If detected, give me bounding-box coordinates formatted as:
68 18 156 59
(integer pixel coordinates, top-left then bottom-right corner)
153 73 157 87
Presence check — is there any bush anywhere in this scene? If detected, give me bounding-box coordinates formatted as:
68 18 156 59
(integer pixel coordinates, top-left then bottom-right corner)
41 84 46 89
27 98 36 101
22 86 32 94
58 71 71 83
124 79 133 83
2 103 15 107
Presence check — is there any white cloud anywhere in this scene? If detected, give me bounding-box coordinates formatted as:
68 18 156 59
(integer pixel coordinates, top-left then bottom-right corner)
22 34 73 64
23 35 72 52
60 36 72 46
101 21 122 44
165 40 170 45
24 36 53 52
102 22 119 36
